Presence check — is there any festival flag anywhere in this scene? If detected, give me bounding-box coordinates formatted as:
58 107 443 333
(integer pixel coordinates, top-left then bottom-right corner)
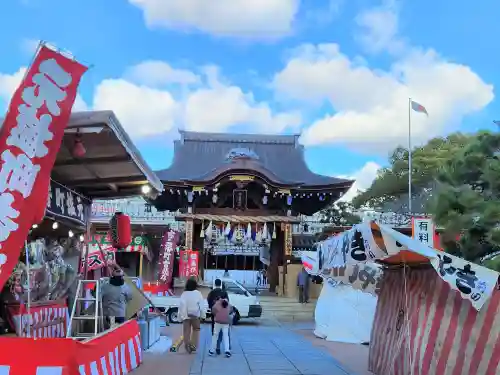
410 100 428 116
0 44 87 291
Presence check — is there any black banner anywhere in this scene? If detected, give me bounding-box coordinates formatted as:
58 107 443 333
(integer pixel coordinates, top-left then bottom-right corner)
46 181 91 226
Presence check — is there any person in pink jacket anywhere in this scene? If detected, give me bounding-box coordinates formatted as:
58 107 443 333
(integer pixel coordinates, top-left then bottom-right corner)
208 297 231 357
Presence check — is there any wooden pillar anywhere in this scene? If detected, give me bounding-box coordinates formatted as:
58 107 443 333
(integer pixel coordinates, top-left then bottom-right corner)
283 223 292 296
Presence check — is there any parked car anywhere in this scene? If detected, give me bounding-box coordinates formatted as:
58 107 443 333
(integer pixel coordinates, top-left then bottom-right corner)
148 278 263 324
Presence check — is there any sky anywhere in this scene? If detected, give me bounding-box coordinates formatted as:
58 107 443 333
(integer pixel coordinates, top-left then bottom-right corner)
0 0 499 201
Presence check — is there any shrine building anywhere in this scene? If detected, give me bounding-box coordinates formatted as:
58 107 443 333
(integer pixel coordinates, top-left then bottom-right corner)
150 131 353 293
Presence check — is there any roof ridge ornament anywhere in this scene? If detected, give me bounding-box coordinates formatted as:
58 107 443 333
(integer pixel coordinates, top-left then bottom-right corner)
225 147 259 162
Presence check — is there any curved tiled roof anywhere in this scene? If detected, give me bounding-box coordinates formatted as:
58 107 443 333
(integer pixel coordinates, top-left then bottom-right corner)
156 131 352 189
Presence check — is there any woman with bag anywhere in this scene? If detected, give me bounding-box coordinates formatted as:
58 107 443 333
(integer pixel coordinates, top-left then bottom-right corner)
179 277 205 353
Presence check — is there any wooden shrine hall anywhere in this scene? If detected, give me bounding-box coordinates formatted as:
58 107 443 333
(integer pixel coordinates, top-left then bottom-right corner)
150 131 353 294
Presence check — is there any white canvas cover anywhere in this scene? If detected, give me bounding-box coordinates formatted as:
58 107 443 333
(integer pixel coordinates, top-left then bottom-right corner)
314 280 377 344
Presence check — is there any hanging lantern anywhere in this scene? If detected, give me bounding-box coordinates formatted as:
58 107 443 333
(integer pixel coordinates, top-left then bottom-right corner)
206 220 213 239
246 223 252 240
272 223 277 239
212 194 218 204
72 132 86 158
224 221 231 235
200 221 205 238
262 195 268 205
263 222 268 237
187 191 194 203
109 212 131 249
287 195 293 206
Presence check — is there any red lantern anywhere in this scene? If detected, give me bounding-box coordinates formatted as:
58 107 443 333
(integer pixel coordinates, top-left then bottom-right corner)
109 212 131 249
72 133 86 158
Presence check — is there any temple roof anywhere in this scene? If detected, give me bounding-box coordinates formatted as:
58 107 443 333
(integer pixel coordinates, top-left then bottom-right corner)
156 131 352 189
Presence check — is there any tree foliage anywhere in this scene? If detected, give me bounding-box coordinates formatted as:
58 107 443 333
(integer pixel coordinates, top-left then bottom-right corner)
352 133 474 209
428 132 500 269
319 201 362 226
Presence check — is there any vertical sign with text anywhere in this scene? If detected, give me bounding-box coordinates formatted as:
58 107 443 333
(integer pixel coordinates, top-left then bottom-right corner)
412 217 435 248
158 229 178 286
0 45 87 290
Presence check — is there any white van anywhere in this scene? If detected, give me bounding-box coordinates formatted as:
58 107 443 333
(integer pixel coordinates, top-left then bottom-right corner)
207 278 262 324
148 278 262 324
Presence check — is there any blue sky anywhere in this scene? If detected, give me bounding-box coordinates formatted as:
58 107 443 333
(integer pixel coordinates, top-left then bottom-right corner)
0 0 499 199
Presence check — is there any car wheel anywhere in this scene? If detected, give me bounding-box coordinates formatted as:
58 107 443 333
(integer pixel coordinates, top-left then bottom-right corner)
232 310 240 325
167 308 180 324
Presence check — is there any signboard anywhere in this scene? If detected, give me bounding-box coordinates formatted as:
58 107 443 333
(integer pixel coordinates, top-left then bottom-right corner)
284 223 292 257
157 229 178 285
81 233 149 271
0 45 87 291
46 180 90 225
431 250 499 310
91 198 184 228
305 221 499 310
180 250 199 278
412 217 435 248
328 263 383 296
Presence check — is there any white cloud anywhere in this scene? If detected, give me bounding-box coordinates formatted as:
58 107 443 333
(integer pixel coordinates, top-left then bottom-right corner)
0 60 300 138
355 3 402 54
124 61 199 87
338 161 381 202
128 0 300 39
272 5 494 152
93 79 180 138
91 63 301 137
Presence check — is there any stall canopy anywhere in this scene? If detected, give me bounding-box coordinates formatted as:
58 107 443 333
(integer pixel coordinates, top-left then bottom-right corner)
52 110 163 198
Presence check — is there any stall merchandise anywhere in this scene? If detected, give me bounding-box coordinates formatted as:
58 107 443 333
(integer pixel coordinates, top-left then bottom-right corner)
2 237 79 336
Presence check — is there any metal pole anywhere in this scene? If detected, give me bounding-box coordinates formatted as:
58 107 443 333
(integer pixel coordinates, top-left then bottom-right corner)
408 98 412 213
24 241 31 338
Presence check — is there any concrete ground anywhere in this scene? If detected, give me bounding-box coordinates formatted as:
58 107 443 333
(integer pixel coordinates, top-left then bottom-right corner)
134 320 370 375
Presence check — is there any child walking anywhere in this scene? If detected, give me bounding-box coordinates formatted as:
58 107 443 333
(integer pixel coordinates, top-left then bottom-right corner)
209 297 231 357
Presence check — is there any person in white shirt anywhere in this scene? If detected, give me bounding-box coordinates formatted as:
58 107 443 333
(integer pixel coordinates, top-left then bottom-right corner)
179 277 205 353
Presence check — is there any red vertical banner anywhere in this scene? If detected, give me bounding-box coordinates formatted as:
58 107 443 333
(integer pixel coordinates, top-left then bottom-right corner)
0 45 87 290
188 250 199 277
180 250 199 278
157 229 178 285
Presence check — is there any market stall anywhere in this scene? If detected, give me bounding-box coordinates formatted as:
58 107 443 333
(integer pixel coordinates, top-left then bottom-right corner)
0 43 163 374
302 221 500 375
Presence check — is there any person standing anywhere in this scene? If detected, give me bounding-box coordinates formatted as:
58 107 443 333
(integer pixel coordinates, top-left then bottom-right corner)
207 278 229 354
209 297 232 357
101 267 132 328
179 277 205 353
297 266 310 304
223 268 230 278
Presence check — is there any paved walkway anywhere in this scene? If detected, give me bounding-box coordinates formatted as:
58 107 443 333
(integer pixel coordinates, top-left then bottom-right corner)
187 324 353 375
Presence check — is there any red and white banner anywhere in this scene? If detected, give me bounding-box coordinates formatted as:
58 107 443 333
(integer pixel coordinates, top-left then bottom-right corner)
0 319 142 374
180 250 199 278
5 299 68 338
0 45 87 290
157 229 178 285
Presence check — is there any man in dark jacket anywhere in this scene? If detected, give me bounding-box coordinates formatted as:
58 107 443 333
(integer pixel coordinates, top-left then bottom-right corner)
207 278 229 354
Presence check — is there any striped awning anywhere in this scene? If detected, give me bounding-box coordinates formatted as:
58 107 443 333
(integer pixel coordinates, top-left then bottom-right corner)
175 213 300 223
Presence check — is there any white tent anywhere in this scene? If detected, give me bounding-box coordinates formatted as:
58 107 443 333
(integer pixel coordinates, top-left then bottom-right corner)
313 280 377 344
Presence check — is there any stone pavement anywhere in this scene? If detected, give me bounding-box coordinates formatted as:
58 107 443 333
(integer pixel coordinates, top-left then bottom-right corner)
188 324 354 375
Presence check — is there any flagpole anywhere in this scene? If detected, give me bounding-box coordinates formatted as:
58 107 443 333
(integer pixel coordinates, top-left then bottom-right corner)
408 98 412 213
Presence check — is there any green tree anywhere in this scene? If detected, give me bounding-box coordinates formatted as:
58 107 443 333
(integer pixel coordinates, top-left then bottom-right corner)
352 133 473 209
428 131 500 270
319 201 362 225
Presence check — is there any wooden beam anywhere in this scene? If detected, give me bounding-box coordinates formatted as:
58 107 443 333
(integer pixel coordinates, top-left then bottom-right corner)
55 156 132 167
65 176 147 186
